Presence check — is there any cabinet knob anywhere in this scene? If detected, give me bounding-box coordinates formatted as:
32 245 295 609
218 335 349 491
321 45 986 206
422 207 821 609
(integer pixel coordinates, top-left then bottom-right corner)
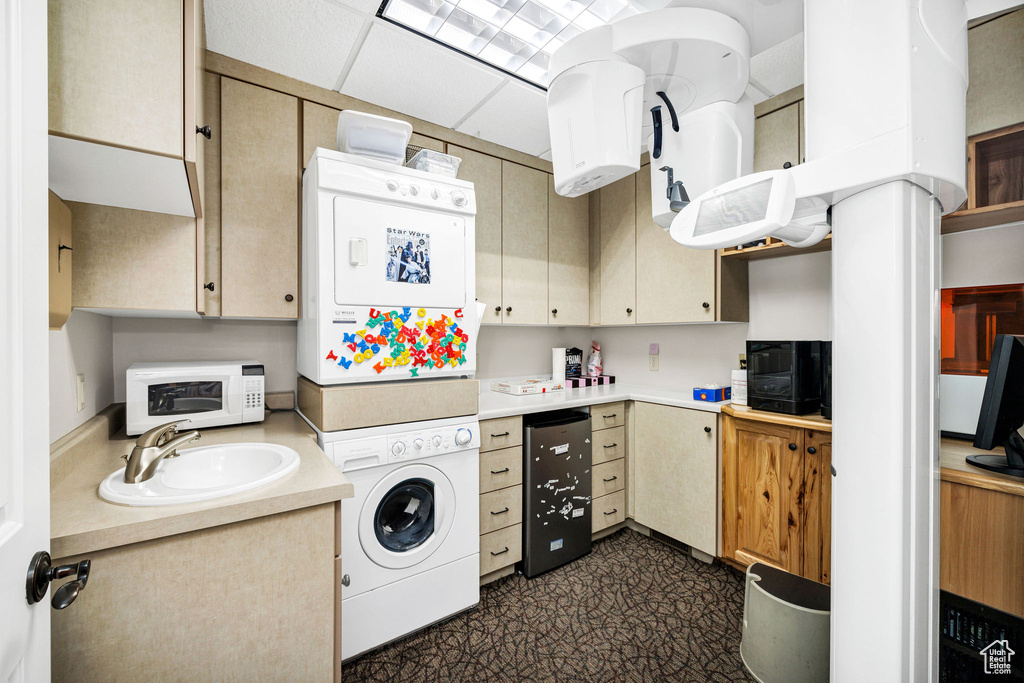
506 306 512 313
196 125 212 139
626 308 632 315
783 161 793 169
702 301 710 309
789 443 797 451
807 446 817 454
551 308 557 315
203 282 215 292
285 294 294 302
704 426 711 433
494 306 501 313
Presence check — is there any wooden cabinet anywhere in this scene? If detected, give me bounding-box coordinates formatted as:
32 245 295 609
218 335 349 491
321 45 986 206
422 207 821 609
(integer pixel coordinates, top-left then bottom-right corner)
479 416 524 583
219 78 300 319
547 178 590 325
451 146 503 324
591 402 627 537
722 407 832 584
635 168 715 323
501 161 549 325
48 0 207 217
632 402 717 556
597 175 637 325
753 101 801 173
966 9 1024 138
49 192 73 329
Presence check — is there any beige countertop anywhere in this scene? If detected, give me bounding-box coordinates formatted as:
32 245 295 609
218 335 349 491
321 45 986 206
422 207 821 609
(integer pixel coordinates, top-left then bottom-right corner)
940 436 1024 498
478 381 729 420
50 407 353 558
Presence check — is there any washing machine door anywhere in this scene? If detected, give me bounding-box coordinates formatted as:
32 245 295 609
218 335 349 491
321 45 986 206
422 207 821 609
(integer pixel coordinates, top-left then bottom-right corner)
359 463 456 569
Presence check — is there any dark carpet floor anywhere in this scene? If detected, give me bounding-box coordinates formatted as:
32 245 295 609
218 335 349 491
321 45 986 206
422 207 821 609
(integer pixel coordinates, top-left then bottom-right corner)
343 528 756 682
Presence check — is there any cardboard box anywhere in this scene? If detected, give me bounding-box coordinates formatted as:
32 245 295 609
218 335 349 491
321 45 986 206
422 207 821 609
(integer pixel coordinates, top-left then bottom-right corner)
491 378 565 396
693 386 731 402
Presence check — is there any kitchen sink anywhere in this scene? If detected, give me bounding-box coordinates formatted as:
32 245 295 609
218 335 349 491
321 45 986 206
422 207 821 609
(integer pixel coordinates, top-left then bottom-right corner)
99 443 300 506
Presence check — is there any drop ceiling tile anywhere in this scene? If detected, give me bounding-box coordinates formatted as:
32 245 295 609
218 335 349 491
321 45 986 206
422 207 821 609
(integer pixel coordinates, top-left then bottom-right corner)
205 0 365 90
750 31 804 96
456 79 550 155
326 0 386 16
341 22 506 128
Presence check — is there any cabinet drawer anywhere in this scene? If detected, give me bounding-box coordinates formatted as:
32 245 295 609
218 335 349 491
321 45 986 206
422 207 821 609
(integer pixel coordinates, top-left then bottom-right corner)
480 446 523 494
480 524 522 576
480 486 523 534
480 416 522 452
592 458 625 498
593 490 626 533
591 402 625 430
591 426 625 465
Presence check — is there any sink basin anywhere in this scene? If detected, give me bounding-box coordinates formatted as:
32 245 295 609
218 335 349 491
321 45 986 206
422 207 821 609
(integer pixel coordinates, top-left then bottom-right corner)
99 442 300 506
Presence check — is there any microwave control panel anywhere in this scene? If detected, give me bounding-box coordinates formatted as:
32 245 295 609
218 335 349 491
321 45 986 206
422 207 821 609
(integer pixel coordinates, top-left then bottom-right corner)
242 364 265 422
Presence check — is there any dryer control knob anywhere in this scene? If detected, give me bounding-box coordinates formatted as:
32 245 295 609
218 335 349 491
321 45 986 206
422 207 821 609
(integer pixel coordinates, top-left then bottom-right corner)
409 184 419 196
455 429 472 446
430 189 440 200
391 441 406 457
386 180 399 192
451 190 467 207
431 435 443 448
412 438 425 450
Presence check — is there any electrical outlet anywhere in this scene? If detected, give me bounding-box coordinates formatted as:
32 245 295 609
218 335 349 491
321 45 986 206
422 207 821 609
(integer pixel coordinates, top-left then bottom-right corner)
76 373 86 413
649 354 659 371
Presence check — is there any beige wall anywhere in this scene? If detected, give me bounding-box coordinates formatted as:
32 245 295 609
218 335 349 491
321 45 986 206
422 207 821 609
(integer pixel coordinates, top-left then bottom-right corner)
49 310 114 443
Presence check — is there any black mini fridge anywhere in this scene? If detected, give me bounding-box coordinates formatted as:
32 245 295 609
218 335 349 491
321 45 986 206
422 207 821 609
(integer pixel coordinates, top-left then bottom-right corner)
522 410 592 578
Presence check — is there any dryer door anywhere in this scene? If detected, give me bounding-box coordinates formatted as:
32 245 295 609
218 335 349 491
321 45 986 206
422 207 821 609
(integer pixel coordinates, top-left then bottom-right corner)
359 463 457 569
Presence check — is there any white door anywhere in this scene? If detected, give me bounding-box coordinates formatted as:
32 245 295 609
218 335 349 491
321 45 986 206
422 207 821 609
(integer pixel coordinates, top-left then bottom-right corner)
0 0 51 679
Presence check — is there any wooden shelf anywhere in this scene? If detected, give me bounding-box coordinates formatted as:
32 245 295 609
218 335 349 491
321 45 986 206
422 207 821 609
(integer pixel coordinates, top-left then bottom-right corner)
720 233 832 261
942 199 1024 233
943 122 1024 233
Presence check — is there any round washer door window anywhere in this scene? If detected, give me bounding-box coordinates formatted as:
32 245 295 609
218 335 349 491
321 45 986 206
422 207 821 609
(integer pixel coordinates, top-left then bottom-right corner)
374 479 434 552
359 464 456 570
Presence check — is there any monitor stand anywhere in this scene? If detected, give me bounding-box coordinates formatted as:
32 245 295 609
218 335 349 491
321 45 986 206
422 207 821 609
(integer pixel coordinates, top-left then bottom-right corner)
967 431 1024 478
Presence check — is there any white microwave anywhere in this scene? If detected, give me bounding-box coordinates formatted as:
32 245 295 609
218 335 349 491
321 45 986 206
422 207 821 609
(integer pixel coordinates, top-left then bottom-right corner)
126 361 265 436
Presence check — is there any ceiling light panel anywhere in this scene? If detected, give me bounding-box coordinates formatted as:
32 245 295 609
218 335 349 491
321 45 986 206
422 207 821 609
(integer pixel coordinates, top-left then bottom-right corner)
378 0 642 88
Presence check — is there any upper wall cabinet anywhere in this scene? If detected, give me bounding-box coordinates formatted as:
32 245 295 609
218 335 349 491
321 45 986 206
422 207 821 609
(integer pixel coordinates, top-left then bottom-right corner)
219 78 300 319
48 0 207 218
635 169 715 323
967 10 1024 137
547 178 590 326
753 101 802 172
501 162 549 325
451 145 503 324
302 101 444 169
597 175 637 325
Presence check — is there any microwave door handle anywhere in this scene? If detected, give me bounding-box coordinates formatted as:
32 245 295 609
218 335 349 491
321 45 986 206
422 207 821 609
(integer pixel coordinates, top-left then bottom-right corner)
227 375 241 415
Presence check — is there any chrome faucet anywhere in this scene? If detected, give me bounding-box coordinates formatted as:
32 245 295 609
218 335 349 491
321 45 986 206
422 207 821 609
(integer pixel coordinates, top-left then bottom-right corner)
122 420 201 484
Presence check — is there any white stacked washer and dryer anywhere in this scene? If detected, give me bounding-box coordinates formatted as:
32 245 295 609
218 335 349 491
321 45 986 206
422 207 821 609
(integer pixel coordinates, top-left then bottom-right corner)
298 145 481 660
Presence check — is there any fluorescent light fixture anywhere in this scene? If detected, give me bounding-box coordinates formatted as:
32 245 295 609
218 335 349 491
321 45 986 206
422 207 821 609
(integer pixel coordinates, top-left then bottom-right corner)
377 0 642 87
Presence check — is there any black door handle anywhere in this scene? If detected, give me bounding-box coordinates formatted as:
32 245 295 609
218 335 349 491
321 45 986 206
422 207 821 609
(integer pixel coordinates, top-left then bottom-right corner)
704 426 711 433
490 507 510 516
26 551 91 610
604 509 618 515
789 443 798 451
491 547 510 556
603 414 617 419
491 432 509 438
204 281 215 292
603 476 618 482
551 309 557 315
506 306 512 313
196 125 212 139
807 446 817 454
603 443 618 448
490 468 510 475
702 302 710 309
494 306 501 312
651 105 663 159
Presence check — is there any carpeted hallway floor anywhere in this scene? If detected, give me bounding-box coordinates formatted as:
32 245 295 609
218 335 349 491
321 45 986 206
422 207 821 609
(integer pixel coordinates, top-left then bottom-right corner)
343 528 756 682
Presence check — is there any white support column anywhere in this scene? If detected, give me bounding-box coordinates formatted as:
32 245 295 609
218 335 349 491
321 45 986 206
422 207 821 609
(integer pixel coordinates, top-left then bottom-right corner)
831 180 941 681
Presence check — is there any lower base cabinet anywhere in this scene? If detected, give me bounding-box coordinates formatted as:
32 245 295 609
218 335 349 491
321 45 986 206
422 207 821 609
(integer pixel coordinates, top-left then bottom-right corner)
479 417 524 584
52 504 338 682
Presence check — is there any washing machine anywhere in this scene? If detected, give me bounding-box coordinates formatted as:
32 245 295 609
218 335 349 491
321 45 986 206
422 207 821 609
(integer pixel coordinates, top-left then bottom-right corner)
310 414 480 661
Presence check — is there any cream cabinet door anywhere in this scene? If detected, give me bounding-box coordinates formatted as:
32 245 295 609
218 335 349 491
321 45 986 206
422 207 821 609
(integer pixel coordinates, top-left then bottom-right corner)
501 161 548 325
598 174 636 325
451 145 503 324
633 402 718 556
753 102 801 173
967 10 1024 136
220 78 300 318
547 176 589 325
635 168 715 323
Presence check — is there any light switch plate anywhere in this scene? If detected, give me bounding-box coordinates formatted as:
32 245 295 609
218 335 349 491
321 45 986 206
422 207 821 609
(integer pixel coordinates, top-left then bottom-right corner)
76 373 85 413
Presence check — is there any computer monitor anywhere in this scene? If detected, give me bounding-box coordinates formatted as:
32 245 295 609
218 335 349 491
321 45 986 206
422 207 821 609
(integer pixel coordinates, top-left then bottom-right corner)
968 334 1024 478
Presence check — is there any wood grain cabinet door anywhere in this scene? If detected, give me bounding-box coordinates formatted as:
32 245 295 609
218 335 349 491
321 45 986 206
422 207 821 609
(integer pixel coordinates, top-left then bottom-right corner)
451 146 502 324
633 402 718 556
753 102 801 173
501 161 548 325
220 78 300 319
598 174 636 325
802 429 832 584
635 167 715 323
722 415 805 574
547 176 589 325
